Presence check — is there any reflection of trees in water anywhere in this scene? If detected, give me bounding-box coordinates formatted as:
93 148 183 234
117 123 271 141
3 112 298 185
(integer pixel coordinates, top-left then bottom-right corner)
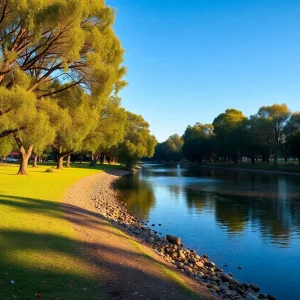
184 188 215 213
115 173 156 220
184 186 300 246
167 185 182 200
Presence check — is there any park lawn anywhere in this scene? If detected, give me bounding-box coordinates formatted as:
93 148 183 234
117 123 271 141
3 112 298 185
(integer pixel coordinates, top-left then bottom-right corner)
0 163 118 300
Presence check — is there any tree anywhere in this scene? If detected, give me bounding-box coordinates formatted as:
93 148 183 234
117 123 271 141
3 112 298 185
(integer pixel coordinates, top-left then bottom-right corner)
83 95 126 166
117 112 156 170
213 109 246 163
182 123 215 163
255 104 291 164
0 1 127 174
0 86 55 174
285 112 300 164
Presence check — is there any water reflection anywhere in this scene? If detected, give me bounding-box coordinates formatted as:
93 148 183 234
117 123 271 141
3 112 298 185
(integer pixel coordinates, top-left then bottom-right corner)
115 164 300 300
114 172 156 219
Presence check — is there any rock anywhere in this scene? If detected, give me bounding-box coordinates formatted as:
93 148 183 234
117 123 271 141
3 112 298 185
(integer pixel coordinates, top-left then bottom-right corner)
220 273 233 282
210 276 220 282
195 261 204 268
259 294 267 299
219 282 229 290
250 283 260 292
205 261 215 267
166 234 181 245
149 237 155 243
175 261 184 269
195 271 205 277
188 257 196 263
211 284 220 292
245 292 260 300
267 295 276 300
238 266 242 269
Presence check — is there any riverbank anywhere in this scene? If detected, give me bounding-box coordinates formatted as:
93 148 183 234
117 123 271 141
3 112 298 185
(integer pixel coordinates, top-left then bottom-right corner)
64 169 214 300
83 169 276 300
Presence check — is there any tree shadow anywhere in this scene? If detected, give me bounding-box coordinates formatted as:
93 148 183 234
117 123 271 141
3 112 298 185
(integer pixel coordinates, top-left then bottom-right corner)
0 193 206 300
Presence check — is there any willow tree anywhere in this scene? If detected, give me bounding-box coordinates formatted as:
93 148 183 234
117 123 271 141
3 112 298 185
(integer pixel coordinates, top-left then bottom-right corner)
117 111 157 170
0 0 127 172
83 95 126 166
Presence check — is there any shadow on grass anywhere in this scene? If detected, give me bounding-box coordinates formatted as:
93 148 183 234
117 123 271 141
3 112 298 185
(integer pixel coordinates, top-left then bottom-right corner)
0 193 204 300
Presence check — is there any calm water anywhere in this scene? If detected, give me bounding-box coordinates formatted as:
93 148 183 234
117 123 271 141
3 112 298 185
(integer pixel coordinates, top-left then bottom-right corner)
114 164 300 300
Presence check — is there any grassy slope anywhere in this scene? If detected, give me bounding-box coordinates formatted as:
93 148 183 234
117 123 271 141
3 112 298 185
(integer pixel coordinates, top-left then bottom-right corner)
0 163 118 300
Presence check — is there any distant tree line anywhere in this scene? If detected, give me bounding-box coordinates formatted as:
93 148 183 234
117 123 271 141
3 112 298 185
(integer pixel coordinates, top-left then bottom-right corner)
151 104 300 164
0 1 156 174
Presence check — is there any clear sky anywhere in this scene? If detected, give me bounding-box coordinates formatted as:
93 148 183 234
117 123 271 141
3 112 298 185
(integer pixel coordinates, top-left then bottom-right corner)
106 0 300 142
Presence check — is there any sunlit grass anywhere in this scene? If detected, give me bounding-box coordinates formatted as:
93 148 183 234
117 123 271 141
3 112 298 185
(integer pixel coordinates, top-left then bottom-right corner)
0 163 118 300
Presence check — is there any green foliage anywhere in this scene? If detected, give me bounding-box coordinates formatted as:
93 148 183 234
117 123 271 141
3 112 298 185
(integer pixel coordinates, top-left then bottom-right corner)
152 134 183 162
117 111 157 169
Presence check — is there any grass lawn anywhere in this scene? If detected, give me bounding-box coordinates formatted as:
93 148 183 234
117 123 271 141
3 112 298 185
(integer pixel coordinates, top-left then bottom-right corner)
0 162 118 300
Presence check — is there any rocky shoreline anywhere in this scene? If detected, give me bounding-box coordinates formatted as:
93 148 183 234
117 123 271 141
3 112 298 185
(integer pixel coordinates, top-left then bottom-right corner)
90 170 276 300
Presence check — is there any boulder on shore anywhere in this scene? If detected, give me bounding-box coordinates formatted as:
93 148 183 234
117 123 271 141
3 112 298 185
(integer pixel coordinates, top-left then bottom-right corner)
166 234 181 245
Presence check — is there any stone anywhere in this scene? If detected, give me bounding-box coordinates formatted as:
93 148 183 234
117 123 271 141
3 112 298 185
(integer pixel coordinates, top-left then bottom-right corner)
196 271 205 277
188 257 196 263
220 273 233 282
267 295 276 300
149 237 155 243
250 283 260 292
166 234 181 245
245 292 260 300
195 261 204 268
205 261 215 267
175 261 184 269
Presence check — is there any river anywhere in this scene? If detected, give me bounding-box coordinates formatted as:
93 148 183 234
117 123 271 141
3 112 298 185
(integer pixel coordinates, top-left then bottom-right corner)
114 163 300 300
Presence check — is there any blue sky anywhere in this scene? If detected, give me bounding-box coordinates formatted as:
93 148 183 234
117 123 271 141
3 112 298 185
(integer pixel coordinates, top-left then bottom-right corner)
106 0 300 142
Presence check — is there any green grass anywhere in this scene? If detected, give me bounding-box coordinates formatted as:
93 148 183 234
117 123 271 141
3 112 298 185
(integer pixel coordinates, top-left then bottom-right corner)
0 162 119 300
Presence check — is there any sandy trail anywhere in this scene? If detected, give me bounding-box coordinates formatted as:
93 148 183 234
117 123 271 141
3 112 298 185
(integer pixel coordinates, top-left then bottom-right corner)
63 170 215 300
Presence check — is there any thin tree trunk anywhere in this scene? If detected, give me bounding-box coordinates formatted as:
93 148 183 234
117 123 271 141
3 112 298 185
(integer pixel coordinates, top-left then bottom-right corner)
65 154 71 168
32 154 38 167
298 155 300 165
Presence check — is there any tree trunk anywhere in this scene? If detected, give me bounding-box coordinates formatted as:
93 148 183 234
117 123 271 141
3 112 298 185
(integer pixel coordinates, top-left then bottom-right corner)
251 156 255 164
298 155 300 165
266 154 270 164
32 154 38 167
18 154 30 175
65 154 71 168
13 135 32 175
57 155 64 169
90 152 99 166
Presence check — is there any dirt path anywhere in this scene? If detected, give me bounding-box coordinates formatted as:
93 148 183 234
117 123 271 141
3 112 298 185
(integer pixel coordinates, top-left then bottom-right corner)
63 170 215 300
